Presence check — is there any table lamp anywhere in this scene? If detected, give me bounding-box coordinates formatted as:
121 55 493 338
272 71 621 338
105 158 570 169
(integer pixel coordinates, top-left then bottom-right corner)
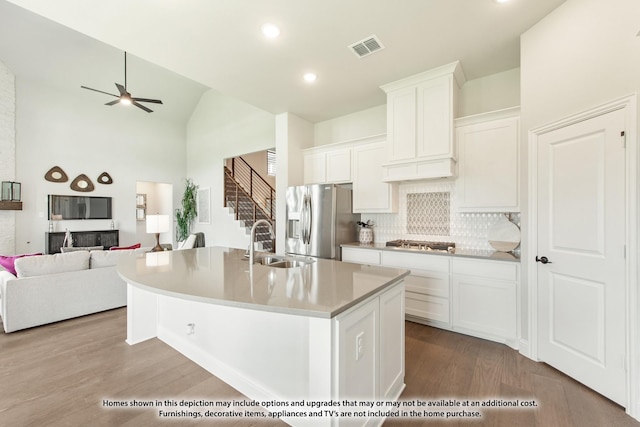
146 214 170 252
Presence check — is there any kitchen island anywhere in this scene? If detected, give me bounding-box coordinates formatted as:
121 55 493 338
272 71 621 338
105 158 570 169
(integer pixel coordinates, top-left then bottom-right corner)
118 247 409 427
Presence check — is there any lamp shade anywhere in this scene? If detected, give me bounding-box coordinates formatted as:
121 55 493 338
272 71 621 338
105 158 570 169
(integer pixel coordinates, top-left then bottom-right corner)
146 214 170 234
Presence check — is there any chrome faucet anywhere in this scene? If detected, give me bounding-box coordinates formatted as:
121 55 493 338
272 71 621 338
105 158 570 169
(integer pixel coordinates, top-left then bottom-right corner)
249 219 275 266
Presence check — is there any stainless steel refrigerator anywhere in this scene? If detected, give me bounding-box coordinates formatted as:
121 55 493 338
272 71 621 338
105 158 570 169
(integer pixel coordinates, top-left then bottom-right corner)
285 184 360 260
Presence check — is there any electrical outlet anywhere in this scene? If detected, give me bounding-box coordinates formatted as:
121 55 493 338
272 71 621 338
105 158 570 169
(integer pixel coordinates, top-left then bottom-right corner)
355 332 364 361
186 323 195 335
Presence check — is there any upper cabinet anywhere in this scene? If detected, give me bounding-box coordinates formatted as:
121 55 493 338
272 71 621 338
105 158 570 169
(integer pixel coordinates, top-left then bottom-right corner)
455 107 520 212
303 146 351 184
302 136 398 213
380 61 466 182
352 140 398 213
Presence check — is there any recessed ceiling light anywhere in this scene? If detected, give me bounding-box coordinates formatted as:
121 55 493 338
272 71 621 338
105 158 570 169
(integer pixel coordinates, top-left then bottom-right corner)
261 23 280 39
303 73 317 83
495 0 510 3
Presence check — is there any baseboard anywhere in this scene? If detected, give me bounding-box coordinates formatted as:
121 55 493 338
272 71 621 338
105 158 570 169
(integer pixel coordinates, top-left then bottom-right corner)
518 339 534 360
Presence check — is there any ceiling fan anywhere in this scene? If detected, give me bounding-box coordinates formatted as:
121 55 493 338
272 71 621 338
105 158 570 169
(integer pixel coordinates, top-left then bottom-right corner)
81 52 163 113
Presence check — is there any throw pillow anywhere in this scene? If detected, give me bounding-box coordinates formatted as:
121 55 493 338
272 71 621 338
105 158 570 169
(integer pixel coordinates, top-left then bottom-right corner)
110 243 141 251
0 253 43 276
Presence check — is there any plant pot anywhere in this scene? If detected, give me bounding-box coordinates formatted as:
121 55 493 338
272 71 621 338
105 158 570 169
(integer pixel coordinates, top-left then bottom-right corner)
359 227 373 244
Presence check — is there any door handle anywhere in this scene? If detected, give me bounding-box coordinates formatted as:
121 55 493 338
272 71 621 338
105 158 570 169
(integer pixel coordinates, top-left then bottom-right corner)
536 256 552 264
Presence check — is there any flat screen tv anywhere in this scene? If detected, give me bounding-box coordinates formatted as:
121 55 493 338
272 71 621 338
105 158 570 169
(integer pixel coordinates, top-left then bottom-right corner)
48 194 113 220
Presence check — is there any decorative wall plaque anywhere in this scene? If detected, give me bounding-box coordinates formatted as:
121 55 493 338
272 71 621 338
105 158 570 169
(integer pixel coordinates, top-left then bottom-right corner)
70 174 95 192
44 166 68 183
97 172 113 184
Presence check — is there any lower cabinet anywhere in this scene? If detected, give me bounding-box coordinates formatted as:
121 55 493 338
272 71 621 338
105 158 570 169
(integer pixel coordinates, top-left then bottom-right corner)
335 282 405 409
451 258 518 348
381 251 451 326
342 246 520 348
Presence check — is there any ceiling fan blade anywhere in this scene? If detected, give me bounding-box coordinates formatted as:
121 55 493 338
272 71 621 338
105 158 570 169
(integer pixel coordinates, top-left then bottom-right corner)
80 86 118 97
132 97 163 104
115 83 127 96
104 99 120 106
132 101 153 113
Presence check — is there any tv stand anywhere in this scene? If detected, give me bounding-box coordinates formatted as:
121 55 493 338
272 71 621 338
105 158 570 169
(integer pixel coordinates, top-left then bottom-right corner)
45 230 119 254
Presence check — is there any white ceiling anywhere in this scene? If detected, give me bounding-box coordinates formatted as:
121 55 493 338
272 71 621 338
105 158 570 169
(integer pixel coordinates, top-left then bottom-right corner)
1 0 566 124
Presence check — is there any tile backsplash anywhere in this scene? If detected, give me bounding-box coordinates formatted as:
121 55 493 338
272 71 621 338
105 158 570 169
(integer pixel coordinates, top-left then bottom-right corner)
361 180 521 251
406 192 450 236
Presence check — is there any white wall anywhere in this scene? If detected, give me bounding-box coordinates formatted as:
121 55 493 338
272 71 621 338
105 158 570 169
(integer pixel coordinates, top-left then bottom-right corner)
237 150 276 189
313 70 521 149
274 112 314 253
0 60 16 255
520 0 640 346
186 89 276 249
14 77 187 254
458 68 520 117
314 104 386 147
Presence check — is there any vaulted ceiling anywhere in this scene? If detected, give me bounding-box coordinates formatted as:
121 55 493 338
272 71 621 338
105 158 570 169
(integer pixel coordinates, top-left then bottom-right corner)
1 0 566 124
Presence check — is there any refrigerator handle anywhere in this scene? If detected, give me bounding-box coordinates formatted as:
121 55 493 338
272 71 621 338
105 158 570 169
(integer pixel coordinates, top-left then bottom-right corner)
305 195 312 245
301 195 307 244
301 199 306 244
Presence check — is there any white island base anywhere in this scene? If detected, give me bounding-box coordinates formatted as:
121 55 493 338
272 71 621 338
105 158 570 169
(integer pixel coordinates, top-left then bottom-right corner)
126 280 405 427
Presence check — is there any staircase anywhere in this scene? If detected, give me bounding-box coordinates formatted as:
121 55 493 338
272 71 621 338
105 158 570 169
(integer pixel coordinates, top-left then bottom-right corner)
224 158 275 253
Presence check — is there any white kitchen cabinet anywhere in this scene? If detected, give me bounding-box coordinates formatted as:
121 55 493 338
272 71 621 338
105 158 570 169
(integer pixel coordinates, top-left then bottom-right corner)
379 284 405 400
381 251 451 326
303 146 351 184
303 152 327 184
451 258 518 348
342 246 521 349
455 107 520 212
380 61 465 181
341 247 381 265
335 282 405 413
343 247 452 326
335 296 378 406
352 141 398 213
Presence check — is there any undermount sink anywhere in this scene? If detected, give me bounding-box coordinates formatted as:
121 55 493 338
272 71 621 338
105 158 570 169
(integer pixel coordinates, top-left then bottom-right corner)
257 255 314 268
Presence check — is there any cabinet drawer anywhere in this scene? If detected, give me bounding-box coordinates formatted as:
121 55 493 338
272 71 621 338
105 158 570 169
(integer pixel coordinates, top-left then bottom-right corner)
342 247 381 265
451 258 518 281
405 292 449 323
381 251 450 272
404 272 449 298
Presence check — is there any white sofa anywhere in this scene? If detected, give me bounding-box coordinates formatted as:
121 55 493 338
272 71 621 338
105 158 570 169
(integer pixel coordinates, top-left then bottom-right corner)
0 249 141 333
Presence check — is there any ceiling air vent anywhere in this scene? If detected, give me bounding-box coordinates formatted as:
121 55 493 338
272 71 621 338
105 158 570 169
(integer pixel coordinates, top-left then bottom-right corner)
349 35 384 58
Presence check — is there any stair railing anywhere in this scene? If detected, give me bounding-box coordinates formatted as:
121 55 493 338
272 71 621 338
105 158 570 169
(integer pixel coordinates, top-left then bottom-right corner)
226 157 275 221
224 167 274 224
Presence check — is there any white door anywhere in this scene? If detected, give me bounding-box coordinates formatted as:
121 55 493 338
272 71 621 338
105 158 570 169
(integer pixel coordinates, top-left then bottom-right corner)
537 108 626 405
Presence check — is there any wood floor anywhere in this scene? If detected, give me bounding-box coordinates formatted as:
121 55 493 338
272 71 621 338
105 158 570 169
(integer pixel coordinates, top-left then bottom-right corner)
0 308 637 427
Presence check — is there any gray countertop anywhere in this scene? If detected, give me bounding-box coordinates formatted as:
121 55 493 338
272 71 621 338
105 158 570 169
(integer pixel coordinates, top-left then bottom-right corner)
117 246 409 319
341 242 521 262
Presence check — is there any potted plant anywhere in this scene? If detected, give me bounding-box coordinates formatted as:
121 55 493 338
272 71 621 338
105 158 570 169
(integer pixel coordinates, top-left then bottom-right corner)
357 220 374 244
175 178 198 242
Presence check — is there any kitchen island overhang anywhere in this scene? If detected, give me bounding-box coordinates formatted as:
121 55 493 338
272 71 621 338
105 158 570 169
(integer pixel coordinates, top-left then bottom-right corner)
118 247 410 427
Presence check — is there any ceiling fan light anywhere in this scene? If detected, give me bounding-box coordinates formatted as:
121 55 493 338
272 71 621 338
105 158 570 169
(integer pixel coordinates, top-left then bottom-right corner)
120 95 132 105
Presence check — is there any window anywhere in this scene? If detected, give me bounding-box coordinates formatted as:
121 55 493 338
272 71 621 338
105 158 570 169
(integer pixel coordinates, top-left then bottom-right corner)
267 150 276 176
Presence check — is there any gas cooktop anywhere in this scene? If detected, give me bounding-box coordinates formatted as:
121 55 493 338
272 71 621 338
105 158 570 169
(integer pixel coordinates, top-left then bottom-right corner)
385 240 455 253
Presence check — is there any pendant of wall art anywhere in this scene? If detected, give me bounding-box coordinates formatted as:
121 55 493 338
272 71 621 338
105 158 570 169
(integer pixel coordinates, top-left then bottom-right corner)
97 172 113 184
70 174 95 192
44 166 69 183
